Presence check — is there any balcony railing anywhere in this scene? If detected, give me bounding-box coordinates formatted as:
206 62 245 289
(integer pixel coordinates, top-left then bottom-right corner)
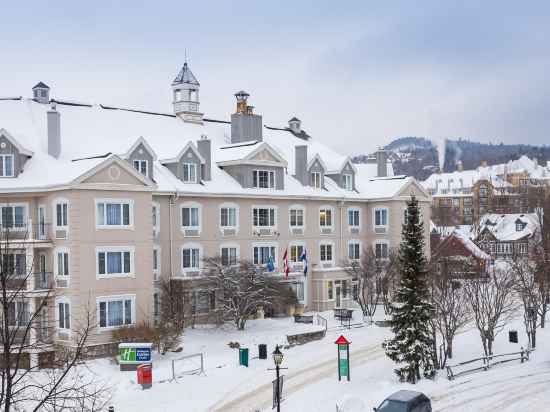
0 220 52 242
4 272 54 292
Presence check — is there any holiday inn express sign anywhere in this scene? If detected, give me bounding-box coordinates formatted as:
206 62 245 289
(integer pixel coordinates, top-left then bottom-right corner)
118 343 153 365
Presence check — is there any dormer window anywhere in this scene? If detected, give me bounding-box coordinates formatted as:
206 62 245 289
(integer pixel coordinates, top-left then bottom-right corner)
0 154 14 177
311 172 322 189
132 160 148 177
183 163 197 183
253 170 275 189
344 174 353 191
516 220 526 232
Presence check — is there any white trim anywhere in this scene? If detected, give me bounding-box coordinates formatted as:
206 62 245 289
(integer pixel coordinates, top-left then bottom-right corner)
96 294 136 330
94 198 134 230
220 243 240 266
347 239 361 261
307 153 328 172
319 205 334 232
95 246 136 279
132 159 149 178
373 239 390 260
252 169 276 189
152 201 160 237
310 171 322 189
0 128 34 157
55 296 71 334
123 136 158 161
373 207 389 230
159 141 205 164
343 173 353 191
53 247 70 285
251 205 278 229
347 207 361 230
288 240 306 265
219 202 239 232
327 158 358 175
181 242 203 274
52 197 69 235
153 246 161 280
0 202 28 230
288 204 305 230
251 241 279 268
319 240 335 265
246 143 288 167
182 162 198 183
180 201 202 233
71 155 154 187
0 154 15 177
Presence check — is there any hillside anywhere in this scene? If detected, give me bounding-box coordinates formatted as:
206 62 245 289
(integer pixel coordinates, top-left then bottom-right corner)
352 137 550 180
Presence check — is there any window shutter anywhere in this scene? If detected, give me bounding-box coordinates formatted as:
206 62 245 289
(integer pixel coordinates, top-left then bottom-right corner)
98 252 106 275
99 302 106 327
123 252 131 273
123 204 130 225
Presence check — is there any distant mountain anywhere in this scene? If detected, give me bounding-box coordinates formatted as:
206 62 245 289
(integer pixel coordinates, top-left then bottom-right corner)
352 137 550 181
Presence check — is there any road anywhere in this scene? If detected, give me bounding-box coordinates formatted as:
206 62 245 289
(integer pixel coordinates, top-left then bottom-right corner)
209 342 384 412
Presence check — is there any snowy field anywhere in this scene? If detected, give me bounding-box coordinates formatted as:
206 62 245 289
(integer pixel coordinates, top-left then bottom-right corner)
83 309 550 411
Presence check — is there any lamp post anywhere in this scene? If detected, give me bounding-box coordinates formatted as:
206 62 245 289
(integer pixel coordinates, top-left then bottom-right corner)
272 345 284 412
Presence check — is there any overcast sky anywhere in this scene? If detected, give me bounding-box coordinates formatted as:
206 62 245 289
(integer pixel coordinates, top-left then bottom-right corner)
1 1 549 155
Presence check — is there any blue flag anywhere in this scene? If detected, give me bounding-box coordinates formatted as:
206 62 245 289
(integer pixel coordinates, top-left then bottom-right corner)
299 249 308 277
266 255 275 272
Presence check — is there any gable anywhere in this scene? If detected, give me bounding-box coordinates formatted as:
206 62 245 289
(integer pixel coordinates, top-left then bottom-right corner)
249 148 280 163
81 163 150 186
309 158 325 173
180 147 201 164
397 180 430 200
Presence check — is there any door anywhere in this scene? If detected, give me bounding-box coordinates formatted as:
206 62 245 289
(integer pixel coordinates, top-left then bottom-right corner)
38 206 46 239
335 285 342 308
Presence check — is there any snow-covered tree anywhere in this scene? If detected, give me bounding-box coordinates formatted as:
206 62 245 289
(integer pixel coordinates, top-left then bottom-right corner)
201 258 296 330
383 195 436 383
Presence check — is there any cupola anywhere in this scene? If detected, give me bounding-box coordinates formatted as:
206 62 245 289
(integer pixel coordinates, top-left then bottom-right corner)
172 62 203 123
32 82 50 104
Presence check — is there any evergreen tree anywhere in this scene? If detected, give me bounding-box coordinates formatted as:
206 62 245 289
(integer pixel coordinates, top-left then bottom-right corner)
383 195 436 383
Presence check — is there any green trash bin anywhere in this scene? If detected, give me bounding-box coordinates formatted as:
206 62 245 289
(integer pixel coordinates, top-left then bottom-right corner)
239 347 249 367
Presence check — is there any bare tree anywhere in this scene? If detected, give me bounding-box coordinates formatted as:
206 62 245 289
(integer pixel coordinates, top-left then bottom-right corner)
380 249 400 316
0 220 110 411
510 257 540 349
346 248 383 323
202 257 297 330
428 258 471 367
530 190 550 328
463 265 517 356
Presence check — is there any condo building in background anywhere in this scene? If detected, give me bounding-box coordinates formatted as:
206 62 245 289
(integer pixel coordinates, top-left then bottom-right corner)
0 63 431 361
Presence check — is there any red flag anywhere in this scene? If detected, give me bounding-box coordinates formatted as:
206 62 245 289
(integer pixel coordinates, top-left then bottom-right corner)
283 249 289 278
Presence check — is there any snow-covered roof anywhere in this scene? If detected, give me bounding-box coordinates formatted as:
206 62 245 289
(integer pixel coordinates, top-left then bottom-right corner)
451 229 491 260
0 96 416 200
422 155 550 196
477 213 540 241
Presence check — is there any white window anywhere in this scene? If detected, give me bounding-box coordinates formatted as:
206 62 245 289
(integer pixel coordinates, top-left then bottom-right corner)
56 298 71 331
97 247 134 278
221 245 238 266
253 244 277 266
253 207 276 227
97 295 135 328
54 200 68 228
0 154 14 177
348 208 360 228
311 172 322 189
289 206 305 228
54 248 70 279
153 247 161 279
289 243 305 263
153 292 160 319
253 170 275 189
152 202 160 236
7 301 29 327
1 253 26 276
220 203 238 228
348 241 360 260
320 243 333 262
319 207 333 228
132 159 148 177
327 280 334 300
375 242 389 259
181 203 201 230
182 244 201 271
96 199 133 228
343 174 353 191
0 204 26 229
182 163 197 183
374 208 388 228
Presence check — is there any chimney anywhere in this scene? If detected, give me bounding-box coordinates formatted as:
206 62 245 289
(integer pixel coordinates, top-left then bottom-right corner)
47 102 61 158
376 149 388 177
197 135 211 181
230 91 263 143
288 117 302 134
294 145 308 185
456 160 463 172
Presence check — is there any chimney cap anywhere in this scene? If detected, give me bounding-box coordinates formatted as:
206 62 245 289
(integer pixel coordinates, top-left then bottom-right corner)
289 117 300 123
234 90 250 100
32 81 50 90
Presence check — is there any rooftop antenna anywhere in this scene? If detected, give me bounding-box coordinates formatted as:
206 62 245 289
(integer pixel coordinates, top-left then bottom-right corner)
184 49 188 64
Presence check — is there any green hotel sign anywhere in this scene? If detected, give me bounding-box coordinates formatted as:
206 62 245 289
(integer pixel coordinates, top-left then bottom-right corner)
118 343 153 365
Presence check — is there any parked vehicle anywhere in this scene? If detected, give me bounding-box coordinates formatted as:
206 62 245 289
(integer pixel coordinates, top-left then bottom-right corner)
373 390 432 412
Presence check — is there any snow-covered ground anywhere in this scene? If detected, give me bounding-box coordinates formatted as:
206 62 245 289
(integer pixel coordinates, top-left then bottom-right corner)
83 309 550 411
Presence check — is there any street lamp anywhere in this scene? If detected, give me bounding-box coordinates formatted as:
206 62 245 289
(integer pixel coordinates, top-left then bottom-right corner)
273 345 284 412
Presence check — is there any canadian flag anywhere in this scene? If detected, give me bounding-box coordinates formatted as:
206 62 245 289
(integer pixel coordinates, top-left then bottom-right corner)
282 248 290 278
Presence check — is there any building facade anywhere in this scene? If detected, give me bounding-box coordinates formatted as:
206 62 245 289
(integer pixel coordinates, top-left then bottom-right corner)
0 65 431 362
